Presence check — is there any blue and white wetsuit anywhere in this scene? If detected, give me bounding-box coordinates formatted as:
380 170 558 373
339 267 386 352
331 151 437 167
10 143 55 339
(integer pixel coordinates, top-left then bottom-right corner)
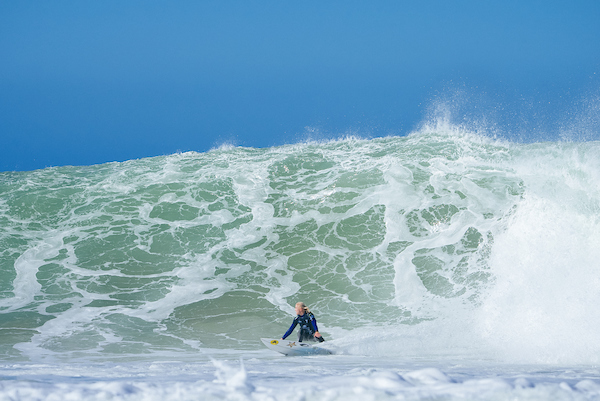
282 312 319 342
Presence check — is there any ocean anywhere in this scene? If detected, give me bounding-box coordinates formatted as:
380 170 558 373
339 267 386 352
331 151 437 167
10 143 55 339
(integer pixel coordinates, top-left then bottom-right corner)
1 120 600 400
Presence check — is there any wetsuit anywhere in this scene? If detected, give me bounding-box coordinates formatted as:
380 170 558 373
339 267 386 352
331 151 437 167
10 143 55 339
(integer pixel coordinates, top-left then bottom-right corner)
282 312 322 342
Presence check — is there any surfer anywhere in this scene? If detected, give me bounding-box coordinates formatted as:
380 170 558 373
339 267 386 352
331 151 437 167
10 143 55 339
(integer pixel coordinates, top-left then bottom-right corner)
281 302 324 343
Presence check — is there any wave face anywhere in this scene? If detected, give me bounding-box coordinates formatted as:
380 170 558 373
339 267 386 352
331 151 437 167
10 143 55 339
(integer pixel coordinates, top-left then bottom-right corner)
2 123 600 363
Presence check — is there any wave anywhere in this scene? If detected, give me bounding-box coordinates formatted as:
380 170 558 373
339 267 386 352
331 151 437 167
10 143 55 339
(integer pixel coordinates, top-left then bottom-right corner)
1 122 600 363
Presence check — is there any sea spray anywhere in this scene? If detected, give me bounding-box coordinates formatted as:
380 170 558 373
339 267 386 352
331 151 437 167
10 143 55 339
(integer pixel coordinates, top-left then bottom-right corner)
478 141 600 364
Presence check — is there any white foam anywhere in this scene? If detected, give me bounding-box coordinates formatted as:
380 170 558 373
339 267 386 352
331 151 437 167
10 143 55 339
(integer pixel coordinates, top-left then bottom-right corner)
1 356 599 401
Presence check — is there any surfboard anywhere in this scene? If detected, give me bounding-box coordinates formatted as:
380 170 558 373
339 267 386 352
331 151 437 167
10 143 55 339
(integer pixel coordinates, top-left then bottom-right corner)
261 338 333 356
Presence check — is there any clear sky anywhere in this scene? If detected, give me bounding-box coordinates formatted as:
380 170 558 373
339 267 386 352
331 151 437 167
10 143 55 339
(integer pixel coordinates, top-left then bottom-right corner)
1 1 599 171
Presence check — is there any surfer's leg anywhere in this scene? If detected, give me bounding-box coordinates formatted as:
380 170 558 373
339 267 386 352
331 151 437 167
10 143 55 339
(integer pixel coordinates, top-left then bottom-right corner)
298 329 317 342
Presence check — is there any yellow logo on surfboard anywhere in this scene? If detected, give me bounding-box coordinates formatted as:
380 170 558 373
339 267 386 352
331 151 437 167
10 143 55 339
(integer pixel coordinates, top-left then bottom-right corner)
271 340 279 345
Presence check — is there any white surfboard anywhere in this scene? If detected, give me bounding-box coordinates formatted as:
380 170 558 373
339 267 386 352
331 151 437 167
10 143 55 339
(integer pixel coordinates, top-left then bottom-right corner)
261 338 332 356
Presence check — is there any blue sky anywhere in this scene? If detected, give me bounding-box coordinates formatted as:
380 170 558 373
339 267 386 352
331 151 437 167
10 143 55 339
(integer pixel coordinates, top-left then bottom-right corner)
1 1 599 171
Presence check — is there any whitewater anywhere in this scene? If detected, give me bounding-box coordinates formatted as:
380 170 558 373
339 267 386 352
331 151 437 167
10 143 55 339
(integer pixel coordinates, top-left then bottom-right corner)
2 120 600 400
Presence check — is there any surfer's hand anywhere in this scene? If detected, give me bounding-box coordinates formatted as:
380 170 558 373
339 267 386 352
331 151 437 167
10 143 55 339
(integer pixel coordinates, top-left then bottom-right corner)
314 332 321 338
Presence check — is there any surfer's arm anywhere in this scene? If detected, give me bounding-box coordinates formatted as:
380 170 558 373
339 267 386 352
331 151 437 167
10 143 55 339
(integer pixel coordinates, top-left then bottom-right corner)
310 314 322 338
281 318 298 339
